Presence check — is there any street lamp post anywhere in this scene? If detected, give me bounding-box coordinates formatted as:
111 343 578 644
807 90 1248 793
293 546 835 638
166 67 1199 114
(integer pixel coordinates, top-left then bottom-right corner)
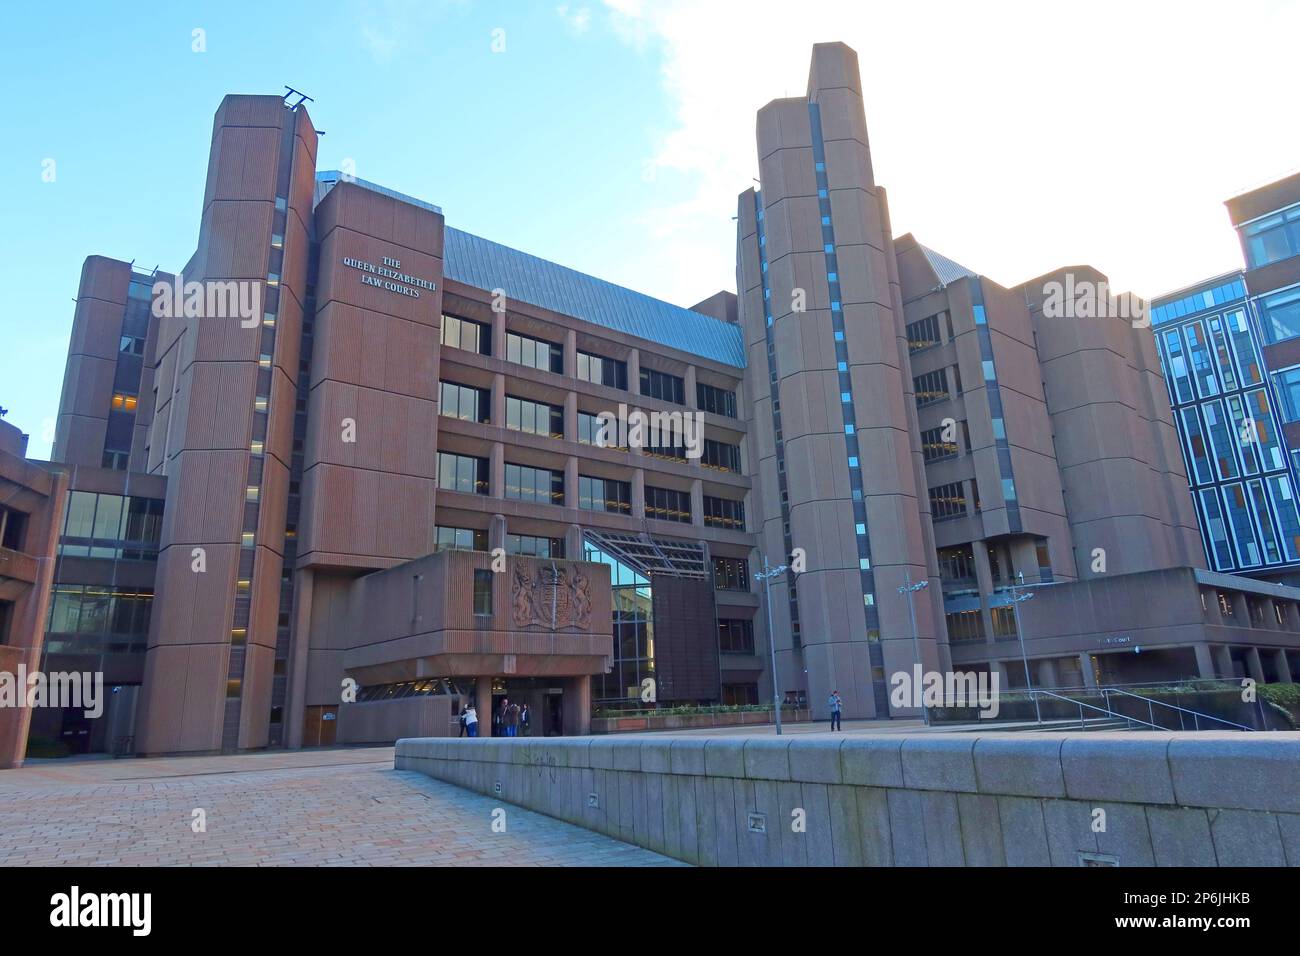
1008 571 1041 723
754 554 790 735
898 571 930 726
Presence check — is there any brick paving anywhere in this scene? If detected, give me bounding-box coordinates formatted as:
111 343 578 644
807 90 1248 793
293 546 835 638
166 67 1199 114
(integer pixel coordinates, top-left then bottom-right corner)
0 747 682 866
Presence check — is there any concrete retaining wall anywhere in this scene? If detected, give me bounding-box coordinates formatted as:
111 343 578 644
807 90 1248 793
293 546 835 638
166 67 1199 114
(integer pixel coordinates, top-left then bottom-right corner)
395 732 1300 866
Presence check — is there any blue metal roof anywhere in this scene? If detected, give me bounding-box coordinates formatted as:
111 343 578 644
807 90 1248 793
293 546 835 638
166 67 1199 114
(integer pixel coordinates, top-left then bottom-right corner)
442 228 745 368
314 170 744 367
920 244 978 287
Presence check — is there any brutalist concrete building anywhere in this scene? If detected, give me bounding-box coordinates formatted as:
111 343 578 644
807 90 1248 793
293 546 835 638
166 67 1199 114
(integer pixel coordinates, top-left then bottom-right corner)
22 42 1300 757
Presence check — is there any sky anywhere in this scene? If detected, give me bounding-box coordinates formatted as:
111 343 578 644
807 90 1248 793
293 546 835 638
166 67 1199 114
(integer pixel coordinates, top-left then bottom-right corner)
3 0 1300 458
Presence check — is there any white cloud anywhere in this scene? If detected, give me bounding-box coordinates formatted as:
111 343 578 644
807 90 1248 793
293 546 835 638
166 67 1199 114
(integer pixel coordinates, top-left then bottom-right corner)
557 4 594 34
600 0 1300 303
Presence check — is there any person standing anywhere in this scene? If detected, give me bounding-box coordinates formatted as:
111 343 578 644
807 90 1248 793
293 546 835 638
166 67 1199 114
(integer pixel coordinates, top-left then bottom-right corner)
496 698 508 738
458 705 468 738
506 701 520 737
464 705 478 738
828 691 843 732
519 703 531 737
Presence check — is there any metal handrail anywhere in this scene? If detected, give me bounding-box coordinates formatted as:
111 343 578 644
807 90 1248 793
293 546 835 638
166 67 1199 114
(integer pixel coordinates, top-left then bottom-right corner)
1028 689 1164 731
1102 687 1253 732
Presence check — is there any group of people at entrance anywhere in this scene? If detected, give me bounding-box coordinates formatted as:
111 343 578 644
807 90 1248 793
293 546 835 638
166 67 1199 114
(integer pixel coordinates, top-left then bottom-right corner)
456 698 530 738
495 699 530 737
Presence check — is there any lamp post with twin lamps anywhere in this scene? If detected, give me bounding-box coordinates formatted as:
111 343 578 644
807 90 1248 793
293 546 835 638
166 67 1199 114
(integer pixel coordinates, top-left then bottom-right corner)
897 571 930 726
754 554 791 735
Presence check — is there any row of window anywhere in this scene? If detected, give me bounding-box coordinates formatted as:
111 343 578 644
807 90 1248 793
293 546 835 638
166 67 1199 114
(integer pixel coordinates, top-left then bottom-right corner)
47 585 153 638
1161 311 1263 405
914 366 960 407
440 313 740 417
906 311 949 353
439 380 740 462
1178 391 1286 486
59 491 164 560
433 525 565 558
1198 475 1300 571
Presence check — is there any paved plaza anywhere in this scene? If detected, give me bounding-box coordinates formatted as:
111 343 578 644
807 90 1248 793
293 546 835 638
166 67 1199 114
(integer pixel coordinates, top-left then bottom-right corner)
0 747 682 866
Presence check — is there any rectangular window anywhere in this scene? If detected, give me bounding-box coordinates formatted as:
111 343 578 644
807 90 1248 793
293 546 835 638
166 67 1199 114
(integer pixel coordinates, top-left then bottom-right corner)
505 534 565 558
440 314 491 356
929 481 968 521
921 425 959 463
639 367 686 405
1184 321 1219 397
439 381 490 423
505 395 564 438
504 463 565 505
435 526 488 552
713 557 751 592
1259 287 1300 345
702 439 741 472
506 331 563 373
703 495 745 530
1180 406 1215 484
1199 487 1235 569
1273 367 1300 423
718 618 755 654
991 606 1018 640
913 368 948 407
437 452 489 495
936 544 976 584
473 569 493 616
1162 328 1194 403
1221 483 1261 567
906 312 947 353
696 382 738 418
577 411 627 449
578 476 632 514
945 609 985 643
1243 203 1300 269
645 485 692 523
576 350 628 390
1267 474 1300 561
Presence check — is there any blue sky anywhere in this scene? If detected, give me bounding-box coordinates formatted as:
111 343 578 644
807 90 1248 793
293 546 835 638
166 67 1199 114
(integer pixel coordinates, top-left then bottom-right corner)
0 1 688 455
5 0 1300 458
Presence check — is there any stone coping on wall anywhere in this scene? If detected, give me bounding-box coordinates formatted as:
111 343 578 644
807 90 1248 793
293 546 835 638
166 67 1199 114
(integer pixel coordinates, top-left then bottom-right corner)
395 732 1300 866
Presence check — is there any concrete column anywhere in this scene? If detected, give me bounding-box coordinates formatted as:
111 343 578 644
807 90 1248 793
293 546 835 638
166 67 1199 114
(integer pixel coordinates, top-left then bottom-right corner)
563 675 592 735
632 468 645 520
1038 657 1058 689
1078 653 1097 688
565 523 584 561
628 349 641 394
1273 648 1293 683
690 477 704 528
491 305 506 359
564 328 577 378
489 513 507 554
285 568 314 749
564 391 577 442
491 372 505 428
1193 643 1217 680
1214 644 1234 679
685 365 698 408
1245 646 1266 684
490 442 504 498
564 456 578 510
972 540 996 645
475 676 495 737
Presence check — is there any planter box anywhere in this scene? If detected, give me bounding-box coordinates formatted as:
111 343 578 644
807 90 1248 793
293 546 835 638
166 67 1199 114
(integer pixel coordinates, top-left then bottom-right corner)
589 709 812 734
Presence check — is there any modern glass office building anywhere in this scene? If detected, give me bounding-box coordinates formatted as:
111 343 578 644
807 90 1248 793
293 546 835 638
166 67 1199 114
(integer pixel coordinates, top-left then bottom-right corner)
1152 274 1300 575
